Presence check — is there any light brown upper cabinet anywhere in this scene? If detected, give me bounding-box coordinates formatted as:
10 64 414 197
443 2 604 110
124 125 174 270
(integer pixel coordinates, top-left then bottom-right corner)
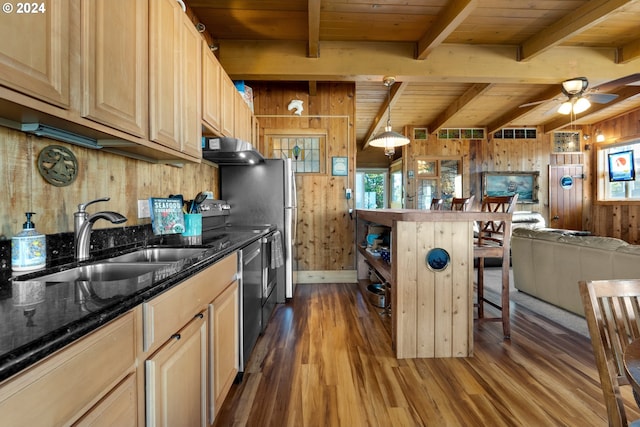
179 13 202 158
220 74 236 137
80 0 148 138
202 41 222 134
234 92 252 143
0 0 70 108
149 0 202 158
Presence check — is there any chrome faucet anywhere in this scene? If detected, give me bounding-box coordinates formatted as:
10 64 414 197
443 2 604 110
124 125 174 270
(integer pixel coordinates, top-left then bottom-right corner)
74 197 127 261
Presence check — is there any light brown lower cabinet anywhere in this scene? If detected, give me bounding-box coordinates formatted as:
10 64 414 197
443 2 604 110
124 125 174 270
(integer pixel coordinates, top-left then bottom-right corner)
145 311 207 427
74 373 138 427
0 310 138 427
142 253 239 426
209 280 239 423
0 252 241 426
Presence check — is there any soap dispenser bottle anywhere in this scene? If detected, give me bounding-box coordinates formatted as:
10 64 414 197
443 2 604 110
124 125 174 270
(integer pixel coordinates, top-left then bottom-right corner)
12 212 47 272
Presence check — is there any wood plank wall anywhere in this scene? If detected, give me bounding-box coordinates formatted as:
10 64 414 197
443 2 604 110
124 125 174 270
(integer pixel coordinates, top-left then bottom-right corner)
402 129 548 218
0 126 218 239
589 108 640 243
249 82 356 272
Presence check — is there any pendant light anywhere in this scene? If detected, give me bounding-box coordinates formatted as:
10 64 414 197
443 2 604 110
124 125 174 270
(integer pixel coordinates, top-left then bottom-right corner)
368 76 410 158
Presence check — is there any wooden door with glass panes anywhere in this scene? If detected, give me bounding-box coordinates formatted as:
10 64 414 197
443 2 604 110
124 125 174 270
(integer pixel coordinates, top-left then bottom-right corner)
413 157 462 209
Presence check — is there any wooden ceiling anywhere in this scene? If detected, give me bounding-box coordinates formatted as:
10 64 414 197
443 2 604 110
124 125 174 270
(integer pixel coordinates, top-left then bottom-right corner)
184 0 640 148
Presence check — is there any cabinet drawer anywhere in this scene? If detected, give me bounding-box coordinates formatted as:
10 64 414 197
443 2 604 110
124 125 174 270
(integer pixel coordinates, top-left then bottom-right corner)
0 311 136 427
143 253 237 354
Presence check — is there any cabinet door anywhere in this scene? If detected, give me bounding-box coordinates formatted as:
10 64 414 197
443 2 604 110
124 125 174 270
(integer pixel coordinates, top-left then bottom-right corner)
220 74 236 137
80 0 148 137
0 0 69 108
180 12 202 158
146 312 207 427
208 280 239 423
234 93 252 142
149 0 181 150
0 311 136 427
202 41 222 133
73 373 138 427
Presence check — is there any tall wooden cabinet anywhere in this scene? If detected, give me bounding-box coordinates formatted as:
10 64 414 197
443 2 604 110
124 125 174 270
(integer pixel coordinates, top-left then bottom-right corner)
80 0 148 138
149 0 201 158
0 0 70 108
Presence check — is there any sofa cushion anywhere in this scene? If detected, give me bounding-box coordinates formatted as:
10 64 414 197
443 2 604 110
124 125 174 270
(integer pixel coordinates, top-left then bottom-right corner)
556 234 628 250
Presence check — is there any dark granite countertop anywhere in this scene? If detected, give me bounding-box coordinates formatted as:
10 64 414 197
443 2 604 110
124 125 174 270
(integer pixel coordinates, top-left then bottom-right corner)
0 226 271 382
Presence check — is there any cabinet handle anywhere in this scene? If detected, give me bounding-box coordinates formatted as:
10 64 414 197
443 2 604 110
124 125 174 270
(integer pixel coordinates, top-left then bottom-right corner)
195 312 204 319
171 333 181 341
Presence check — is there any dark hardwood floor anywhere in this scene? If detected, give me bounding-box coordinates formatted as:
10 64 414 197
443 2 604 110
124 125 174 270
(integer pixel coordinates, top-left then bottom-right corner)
214 283 640 426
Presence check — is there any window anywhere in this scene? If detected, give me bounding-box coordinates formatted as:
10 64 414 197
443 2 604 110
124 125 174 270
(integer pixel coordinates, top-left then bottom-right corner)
414 157 462 209
356 169 388 209
597 140 640 201
265 131 327 174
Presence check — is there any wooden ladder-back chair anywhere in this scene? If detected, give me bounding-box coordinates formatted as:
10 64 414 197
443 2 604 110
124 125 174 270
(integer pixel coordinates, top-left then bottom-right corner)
580 279 640 427
474 193 518 338
430 198 444 210
450 195 475 211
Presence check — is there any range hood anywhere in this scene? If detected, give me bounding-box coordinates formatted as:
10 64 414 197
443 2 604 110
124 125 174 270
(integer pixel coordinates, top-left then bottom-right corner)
202 137 264 165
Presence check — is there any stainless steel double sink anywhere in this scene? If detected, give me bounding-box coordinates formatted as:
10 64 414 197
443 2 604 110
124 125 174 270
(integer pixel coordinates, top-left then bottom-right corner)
16 248 208 283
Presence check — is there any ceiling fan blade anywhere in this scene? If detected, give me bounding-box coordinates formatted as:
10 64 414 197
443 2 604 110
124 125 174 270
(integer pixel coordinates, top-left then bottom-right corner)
519 99 552 108
592 73 640 92
588 93 619 104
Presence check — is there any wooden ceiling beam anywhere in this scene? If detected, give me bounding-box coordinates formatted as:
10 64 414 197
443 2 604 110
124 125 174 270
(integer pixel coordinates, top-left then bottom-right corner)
218 41 630 85
428 83 492 133
518 0 638 62
308 0 320 58
542 86 640 133
416 0 477 60
617 38 640 64
486 86 563 134
363 81 408 149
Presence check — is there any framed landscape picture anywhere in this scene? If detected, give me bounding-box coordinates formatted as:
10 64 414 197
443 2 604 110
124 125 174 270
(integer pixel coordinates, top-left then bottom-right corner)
482 171 539 203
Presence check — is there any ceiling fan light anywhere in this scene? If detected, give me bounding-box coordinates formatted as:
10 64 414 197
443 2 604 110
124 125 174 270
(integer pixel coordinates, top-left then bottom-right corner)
557 101 573 115
573 97 591 114
561 77 588 95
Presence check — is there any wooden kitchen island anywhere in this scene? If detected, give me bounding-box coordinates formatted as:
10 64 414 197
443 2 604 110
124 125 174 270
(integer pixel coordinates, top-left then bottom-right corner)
356 209 511 359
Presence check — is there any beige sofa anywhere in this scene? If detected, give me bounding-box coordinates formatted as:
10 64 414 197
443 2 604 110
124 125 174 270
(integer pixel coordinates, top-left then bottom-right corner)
511 228 640 316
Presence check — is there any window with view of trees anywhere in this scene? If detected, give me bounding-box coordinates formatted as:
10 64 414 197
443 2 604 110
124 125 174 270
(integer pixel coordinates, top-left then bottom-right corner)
356 169 388 209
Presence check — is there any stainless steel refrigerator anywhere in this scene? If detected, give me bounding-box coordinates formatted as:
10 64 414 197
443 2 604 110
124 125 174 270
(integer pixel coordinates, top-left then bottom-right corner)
220 158 297 301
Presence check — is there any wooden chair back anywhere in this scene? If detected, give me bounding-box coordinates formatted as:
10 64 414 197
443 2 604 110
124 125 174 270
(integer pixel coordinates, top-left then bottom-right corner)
477 194 518 244
430 198 444 210
450 195 475 211
580 279 640 427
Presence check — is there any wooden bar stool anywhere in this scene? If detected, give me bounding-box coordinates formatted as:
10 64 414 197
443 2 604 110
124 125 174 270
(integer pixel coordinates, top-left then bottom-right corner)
450 195 475 211
474 194 517 338
430 198 444 210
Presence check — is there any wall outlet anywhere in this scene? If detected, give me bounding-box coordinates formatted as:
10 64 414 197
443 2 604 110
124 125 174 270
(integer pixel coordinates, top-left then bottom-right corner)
137 199 150 219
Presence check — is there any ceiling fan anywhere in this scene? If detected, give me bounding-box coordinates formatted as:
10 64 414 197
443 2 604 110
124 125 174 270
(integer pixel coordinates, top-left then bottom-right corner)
520 74 640 115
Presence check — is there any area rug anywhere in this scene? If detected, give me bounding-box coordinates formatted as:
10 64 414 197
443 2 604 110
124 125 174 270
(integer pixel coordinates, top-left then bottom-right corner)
481 267 589 337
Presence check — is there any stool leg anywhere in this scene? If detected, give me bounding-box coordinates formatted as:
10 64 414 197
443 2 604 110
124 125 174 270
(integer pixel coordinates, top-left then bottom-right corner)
501 256 511 339
477 257 484 319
